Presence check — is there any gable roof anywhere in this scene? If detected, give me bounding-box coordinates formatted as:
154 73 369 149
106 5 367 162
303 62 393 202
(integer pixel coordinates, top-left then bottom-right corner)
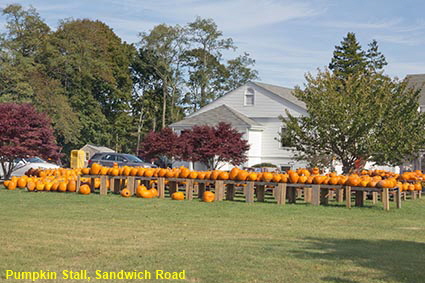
80 144 115 153
405 74 425 105
251 81 306 109
170 104 263 130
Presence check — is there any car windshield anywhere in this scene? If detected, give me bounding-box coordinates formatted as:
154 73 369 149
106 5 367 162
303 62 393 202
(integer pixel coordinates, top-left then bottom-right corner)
25 157 46 163
124 155 144 163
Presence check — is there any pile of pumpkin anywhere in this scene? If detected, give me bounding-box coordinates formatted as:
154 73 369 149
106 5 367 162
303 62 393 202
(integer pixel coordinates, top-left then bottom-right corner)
2 165 423 198
2 167 216 202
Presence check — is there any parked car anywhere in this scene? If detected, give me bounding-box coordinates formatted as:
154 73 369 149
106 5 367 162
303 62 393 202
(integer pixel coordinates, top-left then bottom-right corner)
88 153 157 168
0 157 60 178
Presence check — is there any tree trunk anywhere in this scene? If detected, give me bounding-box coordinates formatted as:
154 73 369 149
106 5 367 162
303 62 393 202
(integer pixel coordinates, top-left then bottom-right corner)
342 159 354 174
162 83 167 128
136 108 144 155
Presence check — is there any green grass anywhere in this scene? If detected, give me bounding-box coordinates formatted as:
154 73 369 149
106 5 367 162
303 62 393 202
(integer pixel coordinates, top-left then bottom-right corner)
1 188 425 283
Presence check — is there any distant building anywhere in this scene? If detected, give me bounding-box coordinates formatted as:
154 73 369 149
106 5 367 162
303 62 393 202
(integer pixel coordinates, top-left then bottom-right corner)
170 81 308 171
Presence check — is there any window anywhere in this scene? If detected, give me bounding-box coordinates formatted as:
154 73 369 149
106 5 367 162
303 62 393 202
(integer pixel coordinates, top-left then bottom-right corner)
244 87 255 106
116 155 126 162
279 127 291 148
102 154 116 161
280 166 291 173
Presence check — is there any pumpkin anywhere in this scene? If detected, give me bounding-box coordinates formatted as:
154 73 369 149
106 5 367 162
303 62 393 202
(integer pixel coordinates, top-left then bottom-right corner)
144 169 154 177
58 182 67 192
189 171 198 179
247 173 257 181
35 181 45 191
140 189 154 198
150 188 158 197
79 184 91 195
210 170 221 180
27 181 36 191
81 168 90 175
44 182 53 191
261 172 273 182
229 168 239 180
288 171 299 183
171 191 185 200
202 191 215 202
236 171 249 181
136 185 147 197
218 171 229 180
178 168 190 178
298 175 308 184
280 174 289 183
17 177 27 188
272 174 281 183
67 181 77 192
7 181 17 190
329 176 339 185
90 163 101 175
121 188 132 198
197 172 206 180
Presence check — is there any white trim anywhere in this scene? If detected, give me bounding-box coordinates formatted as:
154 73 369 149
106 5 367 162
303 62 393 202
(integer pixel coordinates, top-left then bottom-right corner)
244 87 255 106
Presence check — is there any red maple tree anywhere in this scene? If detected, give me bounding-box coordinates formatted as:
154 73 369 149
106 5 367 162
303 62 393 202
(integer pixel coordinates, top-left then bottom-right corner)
138 127 181 167
0 103 60 179
180 122 250 169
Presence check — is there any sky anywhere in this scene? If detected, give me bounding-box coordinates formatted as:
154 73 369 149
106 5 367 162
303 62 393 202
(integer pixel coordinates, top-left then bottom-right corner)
0 0 424 88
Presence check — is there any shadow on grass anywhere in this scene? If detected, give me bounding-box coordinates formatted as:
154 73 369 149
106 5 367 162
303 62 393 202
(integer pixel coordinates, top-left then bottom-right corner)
293 237 425 283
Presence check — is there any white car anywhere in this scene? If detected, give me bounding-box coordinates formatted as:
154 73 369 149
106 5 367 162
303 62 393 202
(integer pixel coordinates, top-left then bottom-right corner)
1 157 60 178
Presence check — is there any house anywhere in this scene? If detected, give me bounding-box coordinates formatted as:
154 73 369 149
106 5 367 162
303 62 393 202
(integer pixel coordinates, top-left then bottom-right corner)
170 81 308 171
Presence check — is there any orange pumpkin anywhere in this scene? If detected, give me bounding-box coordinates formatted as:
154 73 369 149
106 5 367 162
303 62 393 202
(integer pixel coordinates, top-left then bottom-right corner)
17 177 27 189
188 171 198 179
136 185 147 197
261 172 273 182
247 173 257 181
229 168 239 180
171 191 185 200
121 188 132 198
90 163 101 175
288 171 299 183
140 189 154 198
218 171 229 180
237 171 249 181
58 182 67 192
81 168 90 175
79 184 91 195
202 191 215 202
35 181 45 191
7 181 17 190
67 181 77 192
27 181 36 192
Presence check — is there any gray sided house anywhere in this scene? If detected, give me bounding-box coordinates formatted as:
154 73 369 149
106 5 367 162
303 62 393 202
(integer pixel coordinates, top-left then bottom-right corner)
170 81 308 171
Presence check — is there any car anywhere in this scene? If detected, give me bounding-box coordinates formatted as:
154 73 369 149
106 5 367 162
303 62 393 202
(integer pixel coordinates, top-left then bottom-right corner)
88 153 157 168
0 157 60 178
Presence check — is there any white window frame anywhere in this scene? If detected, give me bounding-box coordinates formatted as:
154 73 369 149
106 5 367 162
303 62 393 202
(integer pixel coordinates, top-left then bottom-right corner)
244 87 255 106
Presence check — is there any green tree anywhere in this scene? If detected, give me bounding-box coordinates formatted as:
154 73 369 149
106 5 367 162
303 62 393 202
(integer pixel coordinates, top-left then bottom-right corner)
0 4 81 148
47 19 136 152
223 52 259 93
329 32 387 80
136 24 187 128
183 17 235 110
280 70 425 173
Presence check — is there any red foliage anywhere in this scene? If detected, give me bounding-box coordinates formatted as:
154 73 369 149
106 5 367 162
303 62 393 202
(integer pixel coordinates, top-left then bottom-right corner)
180 122 250 169
138 127 181 162
0 103 60 178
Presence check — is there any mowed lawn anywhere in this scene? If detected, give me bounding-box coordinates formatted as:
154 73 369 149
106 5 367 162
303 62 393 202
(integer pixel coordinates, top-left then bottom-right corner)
1 188 425 283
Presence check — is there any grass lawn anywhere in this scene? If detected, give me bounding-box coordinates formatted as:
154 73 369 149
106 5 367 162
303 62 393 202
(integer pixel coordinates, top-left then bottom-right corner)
0 188 425 283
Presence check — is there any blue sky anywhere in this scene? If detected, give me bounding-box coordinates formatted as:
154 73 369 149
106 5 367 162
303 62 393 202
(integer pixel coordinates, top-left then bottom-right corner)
1 0 424 88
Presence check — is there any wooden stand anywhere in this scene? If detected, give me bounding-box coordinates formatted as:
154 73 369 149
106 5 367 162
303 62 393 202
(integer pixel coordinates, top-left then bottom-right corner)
275 183 287 205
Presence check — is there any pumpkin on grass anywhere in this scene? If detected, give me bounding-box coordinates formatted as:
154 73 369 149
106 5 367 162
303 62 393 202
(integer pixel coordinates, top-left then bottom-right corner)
171 191 185 200
79 184 91 195
121 188 132 198
202 191 215 202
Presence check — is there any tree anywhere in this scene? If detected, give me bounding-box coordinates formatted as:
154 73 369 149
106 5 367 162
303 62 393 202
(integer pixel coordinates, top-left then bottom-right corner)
0 103 60 179
136 24 187 129
183 17 235 110
47 19 136 152
180 122 249 169
329 32 386 79
280 70 425 173
138 127 181 167
0 4 81 148
223 52 259 93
